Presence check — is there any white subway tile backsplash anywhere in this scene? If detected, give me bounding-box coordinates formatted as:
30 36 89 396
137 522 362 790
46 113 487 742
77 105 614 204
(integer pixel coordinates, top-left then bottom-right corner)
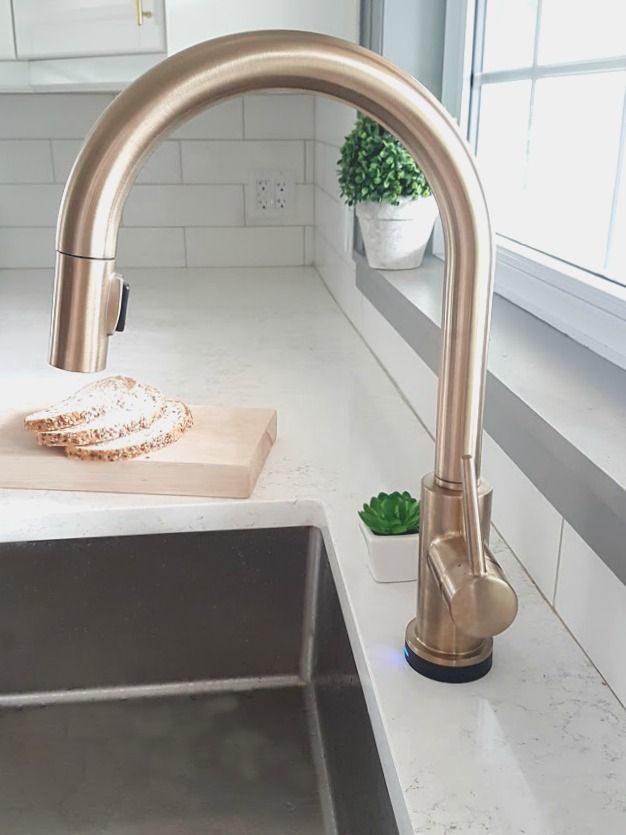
0 94 112 138
137 143 182 184
0 226 185 269
51 140 80 182
315 231 361 331
482 434 563 600
123 184 244 227
0 92 311 269
0 184 63 226
315 185 352 257
0 141 54 184
0 227 54 268
245 184 314 227
314 96 355 147
304 226 314 265
172 99 243 139
555 523 626 706
244 94 315 139
186 226 303 267
315 140 342 202
305 140 315 183
361 294 439 433
181 140 305 184
117 227 186 268
52 140 181 184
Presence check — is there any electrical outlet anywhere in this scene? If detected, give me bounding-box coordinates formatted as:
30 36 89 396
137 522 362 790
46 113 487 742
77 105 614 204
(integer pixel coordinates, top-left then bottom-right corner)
255 176 272 212
274 174 289 210
248 170 296 220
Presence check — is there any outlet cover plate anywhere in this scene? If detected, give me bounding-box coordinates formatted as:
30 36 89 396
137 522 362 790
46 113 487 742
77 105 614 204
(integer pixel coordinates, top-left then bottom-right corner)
247 169 296 222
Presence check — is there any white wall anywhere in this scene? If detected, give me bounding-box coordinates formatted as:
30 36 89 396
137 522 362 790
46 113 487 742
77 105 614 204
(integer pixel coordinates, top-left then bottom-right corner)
383 0 446 97
166 0 360 55
0 0 15 59
0 91 315 269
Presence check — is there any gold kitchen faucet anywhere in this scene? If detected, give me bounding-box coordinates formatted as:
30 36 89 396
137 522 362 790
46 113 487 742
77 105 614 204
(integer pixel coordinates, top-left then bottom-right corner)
48 31 517 682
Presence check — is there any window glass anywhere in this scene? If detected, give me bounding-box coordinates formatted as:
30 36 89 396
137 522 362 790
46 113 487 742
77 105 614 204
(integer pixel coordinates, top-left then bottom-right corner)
524 72 625 272
482 0 538 71
476 81 532 236
607 159 626 284
539 0 626 65
473 0 626 284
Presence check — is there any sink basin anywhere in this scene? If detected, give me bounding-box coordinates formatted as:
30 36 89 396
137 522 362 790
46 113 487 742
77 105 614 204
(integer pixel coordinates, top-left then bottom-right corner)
0 527 399 835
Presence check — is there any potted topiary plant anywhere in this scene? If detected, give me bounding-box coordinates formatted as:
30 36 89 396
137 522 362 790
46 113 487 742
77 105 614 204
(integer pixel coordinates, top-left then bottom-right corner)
338 114 437 270
358 491 420 583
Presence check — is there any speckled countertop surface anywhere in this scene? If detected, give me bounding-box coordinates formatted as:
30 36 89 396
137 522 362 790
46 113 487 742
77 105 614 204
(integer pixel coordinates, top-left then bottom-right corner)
1 266 625 834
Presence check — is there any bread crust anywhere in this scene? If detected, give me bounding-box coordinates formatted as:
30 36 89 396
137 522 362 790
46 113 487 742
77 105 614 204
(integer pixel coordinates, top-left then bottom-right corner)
37 385 165 447
25 376 136 432
65 401 193 462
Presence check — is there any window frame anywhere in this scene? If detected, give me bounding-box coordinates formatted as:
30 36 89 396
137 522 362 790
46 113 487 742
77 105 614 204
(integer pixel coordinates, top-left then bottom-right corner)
440 0 626 371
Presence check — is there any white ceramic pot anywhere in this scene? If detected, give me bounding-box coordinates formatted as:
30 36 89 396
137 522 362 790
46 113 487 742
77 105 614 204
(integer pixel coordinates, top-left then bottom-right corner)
356 195 438 270
359 520 419 583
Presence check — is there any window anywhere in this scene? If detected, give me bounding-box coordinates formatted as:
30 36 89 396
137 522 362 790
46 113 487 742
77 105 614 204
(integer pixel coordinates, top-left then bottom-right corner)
470 0 626 287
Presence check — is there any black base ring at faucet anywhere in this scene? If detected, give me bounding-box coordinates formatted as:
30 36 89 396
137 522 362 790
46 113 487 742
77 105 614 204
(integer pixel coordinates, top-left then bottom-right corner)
404 643 493 683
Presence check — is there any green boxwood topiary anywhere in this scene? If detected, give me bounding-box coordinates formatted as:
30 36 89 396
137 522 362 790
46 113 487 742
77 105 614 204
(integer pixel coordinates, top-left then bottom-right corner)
338 115 431 207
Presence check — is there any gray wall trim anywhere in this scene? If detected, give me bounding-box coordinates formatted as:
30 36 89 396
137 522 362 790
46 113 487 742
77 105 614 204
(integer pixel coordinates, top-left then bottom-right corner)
359 0 385 53
356 254 626 586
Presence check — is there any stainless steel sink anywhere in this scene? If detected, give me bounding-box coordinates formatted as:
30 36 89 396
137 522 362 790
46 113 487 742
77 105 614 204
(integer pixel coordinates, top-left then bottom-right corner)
0 527 399 835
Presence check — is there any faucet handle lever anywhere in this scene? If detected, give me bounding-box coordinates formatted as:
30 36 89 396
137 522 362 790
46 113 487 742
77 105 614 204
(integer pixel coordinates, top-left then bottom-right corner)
115 281 131 332
461 453 487 577
426 453 518 639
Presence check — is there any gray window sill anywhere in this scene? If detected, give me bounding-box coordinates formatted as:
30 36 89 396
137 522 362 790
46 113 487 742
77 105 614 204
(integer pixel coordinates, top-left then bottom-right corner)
355 252 626 585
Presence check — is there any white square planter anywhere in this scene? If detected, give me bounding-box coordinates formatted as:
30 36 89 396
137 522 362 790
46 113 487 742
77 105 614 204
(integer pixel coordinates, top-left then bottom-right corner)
359 520 419 583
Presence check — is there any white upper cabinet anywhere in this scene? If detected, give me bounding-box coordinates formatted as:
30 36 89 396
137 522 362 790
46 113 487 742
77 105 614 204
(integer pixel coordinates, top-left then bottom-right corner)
0 0 359 89
166 0 360 55
13 0 166 60
0 0 16 58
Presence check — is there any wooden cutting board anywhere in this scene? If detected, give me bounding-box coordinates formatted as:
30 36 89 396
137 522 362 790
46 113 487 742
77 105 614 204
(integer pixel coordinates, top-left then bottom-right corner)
0 405 277 499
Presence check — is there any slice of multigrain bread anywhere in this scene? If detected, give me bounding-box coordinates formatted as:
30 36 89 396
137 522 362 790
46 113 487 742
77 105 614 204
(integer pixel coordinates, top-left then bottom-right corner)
24 376 137 432
65 400 193 462
37 383 165 447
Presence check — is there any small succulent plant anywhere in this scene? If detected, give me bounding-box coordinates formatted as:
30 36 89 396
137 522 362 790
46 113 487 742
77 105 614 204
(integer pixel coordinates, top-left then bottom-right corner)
358 491 420 536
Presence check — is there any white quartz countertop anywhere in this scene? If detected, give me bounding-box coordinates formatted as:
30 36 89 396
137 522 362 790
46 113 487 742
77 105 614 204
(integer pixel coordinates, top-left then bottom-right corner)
1 266 625 835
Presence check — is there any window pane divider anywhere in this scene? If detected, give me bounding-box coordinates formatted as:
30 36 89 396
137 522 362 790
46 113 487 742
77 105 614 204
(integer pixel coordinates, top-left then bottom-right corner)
522 0 543 196
475 54 626 86
605 86 626 272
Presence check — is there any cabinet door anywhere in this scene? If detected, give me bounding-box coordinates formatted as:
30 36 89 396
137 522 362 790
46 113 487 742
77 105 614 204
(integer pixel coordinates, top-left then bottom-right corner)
0 0 16 58
13 0 165 59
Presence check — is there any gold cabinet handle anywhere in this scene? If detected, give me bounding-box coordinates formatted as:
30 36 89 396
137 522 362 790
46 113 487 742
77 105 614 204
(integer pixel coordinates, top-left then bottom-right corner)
135 0 153 25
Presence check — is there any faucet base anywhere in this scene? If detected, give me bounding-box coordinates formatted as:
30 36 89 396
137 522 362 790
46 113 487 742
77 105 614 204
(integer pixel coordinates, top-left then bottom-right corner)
404 640 492 682
404 618 493 682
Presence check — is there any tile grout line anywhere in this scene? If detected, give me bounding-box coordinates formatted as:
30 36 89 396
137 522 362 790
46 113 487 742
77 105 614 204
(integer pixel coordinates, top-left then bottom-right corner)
176 138 183 184
47 139 56 183
552 516 566 606
182 225 188 267
491 515 626 711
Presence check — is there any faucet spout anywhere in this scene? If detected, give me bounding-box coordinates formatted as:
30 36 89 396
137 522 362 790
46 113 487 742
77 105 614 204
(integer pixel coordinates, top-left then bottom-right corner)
48 30 516 681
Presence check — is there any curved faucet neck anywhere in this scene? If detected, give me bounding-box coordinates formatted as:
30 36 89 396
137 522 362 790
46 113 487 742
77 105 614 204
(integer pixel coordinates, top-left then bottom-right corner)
50 30 494 487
